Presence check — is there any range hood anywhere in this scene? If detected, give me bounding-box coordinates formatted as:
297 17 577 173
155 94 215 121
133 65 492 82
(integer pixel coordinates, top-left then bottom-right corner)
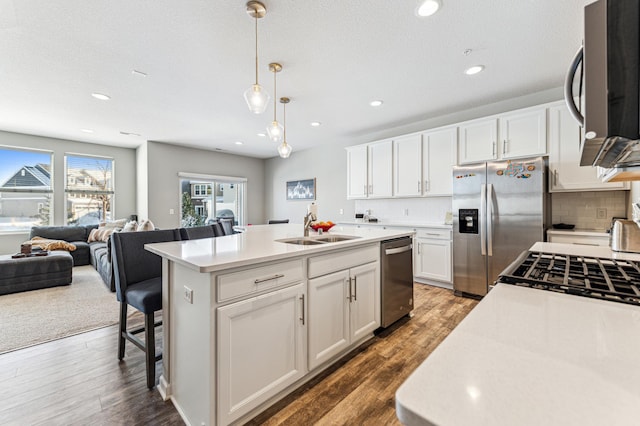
565 0 640 182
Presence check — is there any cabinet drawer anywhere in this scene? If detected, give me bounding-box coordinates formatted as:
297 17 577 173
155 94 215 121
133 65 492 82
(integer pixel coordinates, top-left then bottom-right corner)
308 244 379 279
217 259 304 302
547 233 609 247
415 228 451 240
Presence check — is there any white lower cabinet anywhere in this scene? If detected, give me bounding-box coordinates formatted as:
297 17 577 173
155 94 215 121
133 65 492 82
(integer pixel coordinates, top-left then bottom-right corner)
217 283 307 425
414 229 452 283
308 261 379 370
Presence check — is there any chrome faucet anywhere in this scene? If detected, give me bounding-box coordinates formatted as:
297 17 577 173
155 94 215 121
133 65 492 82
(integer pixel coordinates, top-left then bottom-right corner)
303 211 317 237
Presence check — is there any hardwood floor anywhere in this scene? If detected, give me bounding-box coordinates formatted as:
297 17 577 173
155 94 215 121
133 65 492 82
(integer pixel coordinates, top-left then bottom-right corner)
0 284 477 425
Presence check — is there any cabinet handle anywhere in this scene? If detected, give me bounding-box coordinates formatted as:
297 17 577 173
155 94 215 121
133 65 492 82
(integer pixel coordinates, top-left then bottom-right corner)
369 184 373 194
425 233 440 236
502 140 507 154
492 141 496 156
254 274 284 284
299 294 305 325
425 180 429 192
346 277 352 302
417 243 421 254
353 276 357 302
417 181 421 192
364 184 367 195
554 169 558 186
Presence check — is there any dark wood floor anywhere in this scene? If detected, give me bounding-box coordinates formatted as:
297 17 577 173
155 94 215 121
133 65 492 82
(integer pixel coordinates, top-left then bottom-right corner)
0 284 477 425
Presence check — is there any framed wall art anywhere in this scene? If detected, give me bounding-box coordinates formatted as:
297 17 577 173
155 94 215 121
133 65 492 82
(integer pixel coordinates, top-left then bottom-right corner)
286 178 316 200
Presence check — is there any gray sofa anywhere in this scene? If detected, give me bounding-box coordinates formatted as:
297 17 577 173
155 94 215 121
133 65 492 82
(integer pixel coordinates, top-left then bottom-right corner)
29 224 115 291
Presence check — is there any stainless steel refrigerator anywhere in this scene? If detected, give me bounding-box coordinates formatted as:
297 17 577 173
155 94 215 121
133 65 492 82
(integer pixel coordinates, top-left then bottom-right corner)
452 157 549 297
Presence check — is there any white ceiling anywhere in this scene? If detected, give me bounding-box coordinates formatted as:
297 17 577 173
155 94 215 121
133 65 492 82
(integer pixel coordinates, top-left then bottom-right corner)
0 0 591 159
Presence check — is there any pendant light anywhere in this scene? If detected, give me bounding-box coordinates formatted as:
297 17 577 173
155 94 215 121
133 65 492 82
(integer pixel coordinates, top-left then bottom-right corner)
277 97 293 158
266 63 284 143
243 1 270 114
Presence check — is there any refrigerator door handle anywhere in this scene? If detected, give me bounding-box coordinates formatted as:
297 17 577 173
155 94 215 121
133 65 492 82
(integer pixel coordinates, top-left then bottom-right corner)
487 183 493 256
480 183 487 256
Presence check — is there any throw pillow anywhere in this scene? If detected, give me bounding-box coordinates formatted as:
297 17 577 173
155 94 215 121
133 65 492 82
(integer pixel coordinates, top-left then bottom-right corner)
87 228 101 243
99 218 128 230
122 220 138 232
137 219 155 232
29 237 77 252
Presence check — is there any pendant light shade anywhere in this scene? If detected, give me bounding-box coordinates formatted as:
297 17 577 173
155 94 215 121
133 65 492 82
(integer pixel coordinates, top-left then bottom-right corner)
266 63 283 143
278 97 293 158
244 1 269 114
244 84 269 114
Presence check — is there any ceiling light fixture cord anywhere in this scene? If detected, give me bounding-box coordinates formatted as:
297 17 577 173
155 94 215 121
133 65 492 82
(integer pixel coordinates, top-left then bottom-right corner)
254 16 259 85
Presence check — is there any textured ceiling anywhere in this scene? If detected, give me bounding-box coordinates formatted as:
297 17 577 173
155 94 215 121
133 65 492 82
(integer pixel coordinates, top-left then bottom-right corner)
0 0 591 158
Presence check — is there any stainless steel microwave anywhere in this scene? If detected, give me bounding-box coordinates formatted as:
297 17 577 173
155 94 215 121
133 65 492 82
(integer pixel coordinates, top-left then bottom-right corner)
564 0 640 181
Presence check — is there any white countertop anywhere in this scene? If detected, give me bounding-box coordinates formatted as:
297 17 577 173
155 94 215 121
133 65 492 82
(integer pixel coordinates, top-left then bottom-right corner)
145 224 413 273
547 229 609 237
531 241 640 261
338 221 452 229
395 283 640 426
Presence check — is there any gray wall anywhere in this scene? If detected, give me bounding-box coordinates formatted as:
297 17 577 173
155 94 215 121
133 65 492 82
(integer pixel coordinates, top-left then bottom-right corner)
144 141 265 229
0 130 136 254
264 88 565 224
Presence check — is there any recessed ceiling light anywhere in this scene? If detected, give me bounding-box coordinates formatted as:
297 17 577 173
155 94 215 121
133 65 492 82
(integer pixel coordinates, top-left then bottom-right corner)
416 0 441 17
465 65 485 75
80 129 94 133
370 100 384 107
310 121 322 127
235 141 244 145
257 132 266 137
91 93 111 101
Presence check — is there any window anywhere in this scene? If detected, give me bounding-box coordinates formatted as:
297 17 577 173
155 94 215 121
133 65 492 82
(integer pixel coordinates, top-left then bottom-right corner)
65 154 114 225
179 173 245 228
0 146 53 232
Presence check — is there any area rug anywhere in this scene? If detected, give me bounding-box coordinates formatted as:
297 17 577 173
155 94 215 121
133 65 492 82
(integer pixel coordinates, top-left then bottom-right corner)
0 265 121 354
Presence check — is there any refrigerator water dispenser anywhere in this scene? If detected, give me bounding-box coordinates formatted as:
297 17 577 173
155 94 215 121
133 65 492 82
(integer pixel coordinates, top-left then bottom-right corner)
459 209 478 234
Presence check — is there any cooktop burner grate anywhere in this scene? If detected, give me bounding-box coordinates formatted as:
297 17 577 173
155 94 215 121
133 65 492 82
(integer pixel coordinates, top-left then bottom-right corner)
497 251 640 306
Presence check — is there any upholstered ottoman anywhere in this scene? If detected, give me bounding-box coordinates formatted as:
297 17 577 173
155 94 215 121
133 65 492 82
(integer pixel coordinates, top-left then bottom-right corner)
0 251 73 295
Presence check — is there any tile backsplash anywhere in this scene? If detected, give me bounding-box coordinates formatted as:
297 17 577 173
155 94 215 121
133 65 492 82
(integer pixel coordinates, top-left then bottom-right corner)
551 191 628 231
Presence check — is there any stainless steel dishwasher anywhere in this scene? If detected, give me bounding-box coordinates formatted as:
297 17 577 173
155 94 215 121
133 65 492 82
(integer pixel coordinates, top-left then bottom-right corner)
380 236 414 328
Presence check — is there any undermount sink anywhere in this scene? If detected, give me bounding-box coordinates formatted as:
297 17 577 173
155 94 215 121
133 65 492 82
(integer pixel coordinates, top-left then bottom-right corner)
276 235 361 245
313 235 359 243
277 238 326 245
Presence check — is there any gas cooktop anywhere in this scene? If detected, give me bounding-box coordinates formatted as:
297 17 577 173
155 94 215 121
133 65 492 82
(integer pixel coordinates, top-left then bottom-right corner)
497 251 640 307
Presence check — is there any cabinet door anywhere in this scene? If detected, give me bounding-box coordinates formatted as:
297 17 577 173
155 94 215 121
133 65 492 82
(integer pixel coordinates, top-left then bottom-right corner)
499 107 547 159
548 102 628 191
368 140 393 198
393 134 422 197
458 118 498 164
423 127 457 196
308 270 350 370
349 262 380 342
217 283 306 425
414 238 452 283
346 145 368 199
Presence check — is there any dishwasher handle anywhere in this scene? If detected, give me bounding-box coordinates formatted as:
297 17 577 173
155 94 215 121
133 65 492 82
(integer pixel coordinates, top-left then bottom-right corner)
385 244 412 255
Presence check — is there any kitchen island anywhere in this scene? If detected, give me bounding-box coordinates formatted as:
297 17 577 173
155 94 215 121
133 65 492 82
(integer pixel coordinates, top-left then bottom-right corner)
395 242 640 425
146 224 413 426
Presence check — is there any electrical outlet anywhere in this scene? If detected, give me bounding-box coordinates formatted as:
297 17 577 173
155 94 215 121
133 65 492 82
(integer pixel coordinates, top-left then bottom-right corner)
184 286 193 304
339 208 344 215
597 208 607 219
403 208 409 216
169 208 175 215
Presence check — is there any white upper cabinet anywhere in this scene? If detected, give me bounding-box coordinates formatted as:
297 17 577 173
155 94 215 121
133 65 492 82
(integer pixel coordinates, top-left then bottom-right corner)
393 127 457 197
499 107 547 159
423 127 457 196
394 134 422 197
459 106 547 164
548 101 629 191
347 140 393 199
458 118 498 164
368 140 393 198
346 145 368 199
